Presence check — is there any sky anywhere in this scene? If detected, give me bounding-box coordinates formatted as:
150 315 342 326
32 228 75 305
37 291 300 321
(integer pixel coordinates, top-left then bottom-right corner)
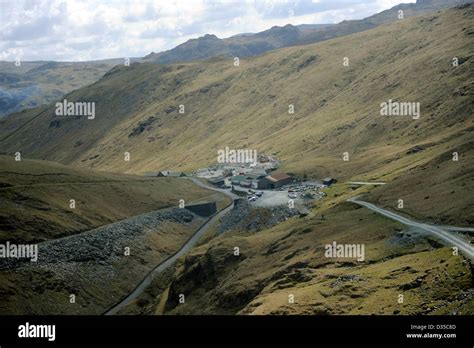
0 0 415 62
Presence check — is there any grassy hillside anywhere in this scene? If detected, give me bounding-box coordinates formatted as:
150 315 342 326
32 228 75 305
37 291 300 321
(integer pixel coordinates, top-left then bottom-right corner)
129 197 472 315
366 140 474 225
0 155 227 244
0 5 472 225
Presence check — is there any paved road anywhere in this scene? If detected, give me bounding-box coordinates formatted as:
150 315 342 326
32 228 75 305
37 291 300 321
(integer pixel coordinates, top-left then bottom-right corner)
347 197 474 260
187 177 239 200
104 178 237 315
441 226 474 232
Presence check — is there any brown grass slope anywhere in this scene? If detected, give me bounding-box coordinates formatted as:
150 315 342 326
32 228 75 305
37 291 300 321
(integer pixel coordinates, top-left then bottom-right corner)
366 140 474 225
0 155 225 244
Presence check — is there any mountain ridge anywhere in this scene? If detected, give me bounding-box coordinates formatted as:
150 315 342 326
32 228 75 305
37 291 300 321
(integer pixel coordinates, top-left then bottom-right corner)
1 0 471 118
144 0 473 64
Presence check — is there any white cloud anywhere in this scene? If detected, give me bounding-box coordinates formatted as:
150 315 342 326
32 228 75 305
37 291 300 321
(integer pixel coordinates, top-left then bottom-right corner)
0 0 416 61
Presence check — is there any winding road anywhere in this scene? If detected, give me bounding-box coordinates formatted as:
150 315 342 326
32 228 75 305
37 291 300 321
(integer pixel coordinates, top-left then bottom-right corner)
347 196 474 260
104 178 238 315
104 187 473 314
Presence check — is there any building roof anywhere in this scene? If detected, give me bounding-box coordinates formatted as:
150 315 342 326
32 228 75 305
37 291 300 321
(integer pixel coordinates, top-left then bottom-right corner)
246 169 268 179
231 175 248 183
208 176 225 183
323 177 336 182
160 170 184 177
267 173 292 182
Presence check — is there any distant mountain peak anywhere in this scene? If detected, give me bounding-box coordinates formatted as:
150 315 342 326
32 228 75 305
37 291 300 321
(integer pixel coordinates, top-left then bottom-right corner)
140 0 473 65
268 24 299 31
202 34 219 40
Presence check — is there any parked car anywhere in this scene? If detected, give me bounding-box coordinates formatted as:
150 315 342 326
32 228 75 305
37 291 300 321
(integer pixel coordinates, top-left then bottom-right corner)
256 191 264 197
288 193 297 199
